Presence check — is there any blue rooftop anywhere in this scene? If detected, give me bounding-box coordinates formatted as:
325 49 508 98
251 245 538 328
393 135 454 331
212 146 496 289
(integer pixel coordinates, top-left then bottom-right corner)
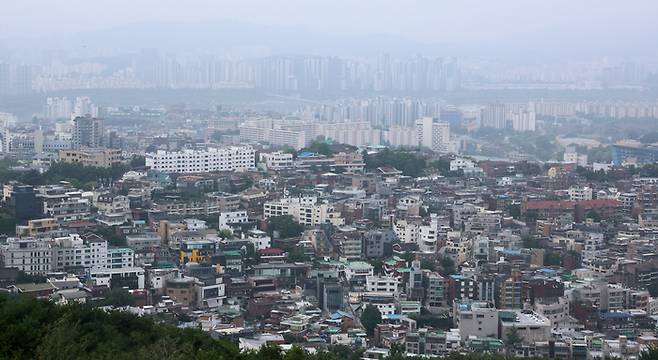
501 249 522 256
330 310 354 320
383 314 401 320
600 311 629 320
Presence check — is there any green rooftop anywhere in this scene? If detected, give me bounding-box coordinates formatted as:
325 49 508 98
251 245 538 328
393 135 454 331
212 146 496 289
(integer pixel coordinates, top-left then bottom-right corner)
223 250 242 257
348 261 373 270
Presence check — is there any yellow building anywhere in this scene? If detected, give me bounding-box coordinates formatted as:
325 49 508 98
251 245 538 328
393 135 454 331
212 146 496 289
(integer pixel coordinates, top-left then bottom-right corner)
16 218 58 237
58 148 121 168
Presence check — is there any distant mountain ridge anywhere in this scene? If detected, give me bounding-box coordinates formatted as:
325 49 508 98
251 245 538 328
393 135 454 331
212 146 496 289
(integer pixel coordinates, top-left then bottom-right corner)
2 19 460 58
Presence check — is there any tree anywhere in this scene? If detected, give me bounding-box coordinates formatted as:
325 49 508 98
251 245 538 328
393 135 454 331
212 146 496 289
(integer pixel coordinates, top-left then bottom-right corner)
388 343 405 359
258 343 283 360
16 271 46 284
326 345 353 359
268 215 304 239
440 257 456 275
287 247 310 262
505 326 524 355
360 304 382 336
0 213 17 236
177 313 193 323
229 175 253 193
401 252 415 265
521 235 541 249
544 251 562 266
284 346 306 360
303 141 334 156
100 287 136 307
218 229 233 239
648 282 658 297
507 204 521 219
0 293 238 359
639 346 658 360
365 148 427 177
94 227 126 247
420 259 436 271
586 210 601 222
129 155 146 168
370 259 384 274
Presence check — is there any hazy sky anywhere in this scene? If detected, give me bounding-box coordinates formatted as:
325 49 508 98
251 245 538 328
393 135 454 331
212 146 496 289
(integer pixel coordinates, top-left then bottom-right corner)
2 0 658 61
2 0 657 42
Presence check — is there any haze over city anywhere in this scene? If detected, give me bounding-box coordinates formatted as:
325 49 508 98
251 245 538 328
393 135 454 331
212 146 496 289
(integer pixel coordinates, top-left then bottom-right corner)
1 2 658 360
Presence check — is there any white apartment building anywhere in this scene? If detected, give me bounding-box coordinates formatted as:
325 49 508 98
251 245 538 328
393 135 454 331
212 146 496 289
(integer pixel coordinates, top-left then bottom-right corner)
450 158 477 172
366 275 399 293
268 128 307 150
344 261 374 282
316 121 382 147
51 234 107 271
107 247 135 269
334 226 362 259
534 297 570 325
385 126 419 147
363 297 396 316
453 301 499 341
0 237 53 275
239 118 310 150
95 194 131 226
569 186 593 202
263 196 344 227
416 117 450 152
89 267 145 289
564 149 588 167
145 146 255 173
394 215 439 253
500 311 552 343
260 151 294 170
452 203 482 227
183 218 208 232
45 97 73 119
147 268 180 291
218 210 249 231
246 229 271 251
0 233 125 275
37 186 93 224
464 209 503 235
510 110 537 132
582 232 606 261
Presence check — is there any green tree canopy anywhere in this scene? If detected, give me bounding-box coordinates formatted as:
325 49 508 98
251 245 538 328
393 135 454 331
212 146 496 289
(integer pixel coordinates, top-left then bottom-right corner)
99 287 137 307
360 304 382 336
268 215 304 239
365 148 427 177
440 257 456 275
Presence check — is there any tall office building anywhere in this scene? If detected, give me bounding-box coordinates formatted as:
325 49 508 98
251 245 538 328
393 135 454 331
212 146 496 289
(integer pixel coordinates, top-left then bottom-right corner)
72 116 104 149
416 117 450 152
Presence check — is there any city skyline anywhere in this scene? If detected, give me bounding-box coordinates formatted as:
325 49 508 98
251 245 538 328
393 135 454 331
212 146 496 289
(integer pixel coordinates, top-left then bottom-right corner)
3 3 658 360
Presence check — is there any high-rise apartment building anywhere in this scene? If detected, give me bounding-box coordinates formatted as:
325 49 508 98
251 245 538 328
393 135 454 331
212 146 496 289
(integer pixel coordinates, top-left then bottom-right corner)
416 117 450 152
481 104 507 129
72 115 103 149
145 146 255 173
